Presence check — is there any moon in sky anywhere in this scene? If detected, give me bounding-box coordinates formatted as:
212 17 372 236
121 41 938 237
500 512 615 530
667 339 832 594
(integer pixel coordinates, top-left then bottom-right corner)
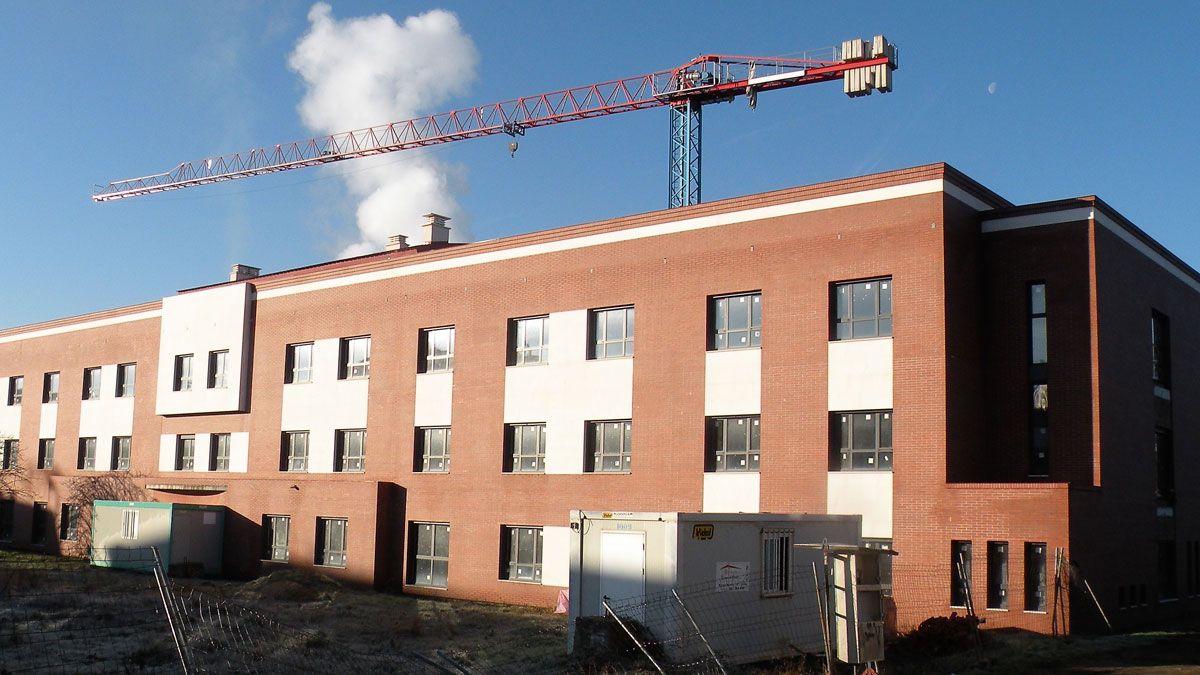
987 82 997 95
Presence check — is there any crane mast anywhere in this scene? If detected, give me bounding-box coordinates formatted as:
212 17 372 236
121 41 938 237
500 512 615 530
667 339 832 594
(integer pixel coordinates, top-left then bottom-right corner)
92 36 896 206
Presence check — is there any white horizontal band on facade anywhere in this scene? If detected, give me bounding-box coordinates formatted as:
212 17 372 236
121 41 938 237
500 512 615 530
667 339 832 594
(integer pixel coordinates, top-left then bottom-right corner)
0 309 161 346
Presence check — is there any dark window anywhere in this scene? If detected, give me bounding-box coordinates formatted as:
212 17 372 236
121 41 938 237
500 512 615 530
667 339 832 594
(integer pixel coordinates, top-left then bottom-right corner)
210 433 230 472
587 420 632 472
509 316 549 365
1030 384 1049 476
1159 540 1177 601
833 278 892 340
590 307 634 358
59 504 78 541
505 423 546 473
706 416 760 472
0 499 13 542
408 522 450 588
32 502 48 546
419 327 455 373
116 363 136 398
78 437 96 470
37 439 54 470
0 440 16 470
415 427 451 473
174 435 194 471
112 437 131 471
951 540 972 607
82 367 101 400
262 515 289 562
762 529 793 596
285 342 314 384
500 525 542 582
43 372 59 403
1152 311 1171 389
1024 542 1047 611
1156 429 1175 506
335 429 366 473
315 517 347 567
339 336 371 379
282 431 308 472
832 411 893 471
7 376 23 406
987 542 1008 610
1029 283 1047 366
1029 282 1049 477
173 355 193 392
711 293 762 350
207 350 229 389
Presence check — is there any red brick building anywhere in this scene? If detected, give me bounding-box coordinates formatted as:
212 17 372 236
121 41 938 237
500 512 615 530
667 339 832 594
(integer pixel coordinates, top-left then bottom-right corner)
0 163 1196 633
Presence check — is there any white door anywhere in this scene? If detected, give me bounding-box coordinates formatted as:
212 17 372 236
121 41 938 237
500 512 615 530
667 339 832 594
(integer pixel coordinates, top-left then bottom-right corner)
599 531 646 622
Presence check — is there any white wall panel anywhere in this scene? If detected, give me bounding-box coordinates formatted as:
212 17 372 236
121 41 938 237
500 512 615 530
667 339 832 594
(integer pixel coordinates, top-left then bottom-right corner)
0 377 20 438
39 403 57 439
414 373 453 427
156 283 253 416
541 525 572 587
704 349 761 416
828 338 892 411
826 472 893 539
702 473 760 513
281 338 369 474
158 435 175 472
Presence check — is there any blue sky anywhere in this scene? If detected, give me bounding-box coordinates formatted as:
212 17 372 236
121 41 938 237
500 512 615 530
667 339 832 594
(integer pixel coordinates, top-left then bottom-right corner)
1 2 1197 328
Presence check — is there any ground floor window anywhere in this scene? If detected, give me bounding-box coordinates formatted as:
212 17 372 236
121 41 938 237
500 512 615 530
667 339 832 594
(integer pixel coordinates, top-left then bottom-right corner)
32 502 49 545
761 529 793 596
501 526 542 582
950 540 972 607
316 517 347 567
986 541 1008 610
1024 542 1047 611
262 515 289 562
59 503 78 541
409 522 450 588
0 499 13 541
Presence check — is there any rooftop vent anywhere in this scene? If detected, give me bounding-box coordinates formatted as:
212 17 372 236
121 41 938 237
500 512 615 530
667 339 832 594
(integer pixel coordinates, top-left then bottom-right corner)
423 213 451 245
385 234 409 252
229 264 260 282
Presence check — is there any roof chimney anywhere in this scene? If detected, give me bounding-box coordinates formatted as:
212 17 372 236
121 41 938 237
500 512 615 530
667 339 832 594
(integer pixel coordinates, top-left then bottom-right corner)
385 234 409 251
229 264 260 282
422 213 451 245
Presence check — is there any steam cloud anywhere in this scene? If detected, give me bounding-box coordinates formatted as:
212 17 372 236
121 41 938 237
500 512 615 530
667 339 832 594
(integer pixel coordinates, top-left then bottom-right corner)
289 3 478 256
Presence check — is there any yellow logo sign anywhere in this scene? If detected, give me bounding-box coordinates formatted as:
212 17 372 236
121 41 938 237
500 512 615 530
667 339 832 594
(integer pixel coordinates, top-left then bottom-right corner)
693 524 714 540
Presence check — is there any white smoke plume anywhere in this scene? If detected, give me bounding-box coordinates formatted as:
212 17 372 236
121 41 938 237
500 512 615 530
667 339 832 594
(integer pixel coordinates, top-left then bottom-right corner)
289 3 478 256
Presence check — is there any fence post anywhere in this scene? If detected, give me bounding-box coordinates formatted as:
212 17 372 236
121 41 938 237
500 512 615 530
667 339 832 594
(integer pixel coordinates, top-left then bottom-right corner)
670 588 727 675
151 546 192 674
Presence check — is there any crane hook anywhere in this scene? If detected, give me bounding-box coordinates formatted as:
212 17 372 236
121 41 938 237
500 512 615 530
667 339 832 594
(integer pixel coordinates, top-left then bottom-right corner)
509 141 518 158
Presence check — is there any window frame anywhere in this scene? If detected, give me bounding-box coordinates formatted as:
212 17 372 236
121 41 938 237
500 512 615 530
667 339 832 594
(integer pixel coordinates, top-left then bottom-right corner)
37 439 54 470
315 517 348 568
281 431 309 472
589 306 635 359
505 423 547 473
78 437 96 471
509 315 549 366
59 503 79 541
116 363 136 398
832 278 893 340
705 415 761 472
207 350 229 389
285 342 314 384
709 292 762 351
951 540 972 608
43 371 59 403
831 410 893 472
0 439 16 471
335 429 366 473
1151 310 1171 390
500 525 543 583
7 375 23 406
32 501 49 546
173 354 193 392
339 336 371 380
262 515 290 562
1024 542 1048 612
111 436 131 471
986 541 1009 610
586 419 632 473
419 326 456 373
210 433 231 472
761 529 794 597
415 426 451 473
174 435 195 472
82 367 102 401
121 509 140 540
408 521 450 588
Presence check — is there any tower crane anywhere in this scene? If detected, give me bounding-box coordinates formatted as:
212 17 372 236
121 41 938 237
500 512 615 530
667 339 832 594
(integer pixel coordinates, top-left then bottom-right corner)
93 36 896 208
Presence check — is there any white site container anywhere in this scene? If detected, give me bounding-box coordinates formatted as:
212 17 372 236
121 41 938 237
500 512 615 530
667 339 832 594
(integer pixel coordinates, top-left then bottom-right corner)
567 511 890 666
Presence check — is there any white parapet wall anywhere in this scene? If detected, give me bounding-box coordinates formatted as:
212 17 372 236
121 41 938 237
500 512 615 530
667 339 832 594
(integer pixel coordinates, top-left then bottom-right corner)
156 283 254 416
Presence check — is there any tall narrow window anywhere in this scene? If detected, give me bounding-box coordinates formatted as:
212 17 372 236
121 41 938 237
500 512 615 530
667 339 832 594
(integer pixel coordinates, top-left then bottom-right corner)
0 440 16 470
82 367 101 400
505 423 546 472
116 363 136 398
1024 542 1047 611
415 427 451 473
59 504 78 541
762 529 794 596
111 436 131 471
832 411 893 471
833 278 893 339
43 372 59 403
1028 281 1049 477
419 327 455 373
7 376 22 405
37 439 54 469
0 499 13 542
1156 429 1175 508
339 336 371 379
210 433 230 472
78 437 96 470
335 429 366 472
262 515 289 562
32 502 48 545
509 316 549 365
1030 384 1049 476
315 517 348 567
285 342 314 384
1029 283 1048 366
587 420 632 472
282 431 308 472
711 293 762 350
174 435 194 471
986 542 1008 610
951 540 972 607
501 525 543 582
706 416 760 472
1151 311 1171 390
208 350 229 389
173 355 193 392
590 306 635 358
409 522 450 588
